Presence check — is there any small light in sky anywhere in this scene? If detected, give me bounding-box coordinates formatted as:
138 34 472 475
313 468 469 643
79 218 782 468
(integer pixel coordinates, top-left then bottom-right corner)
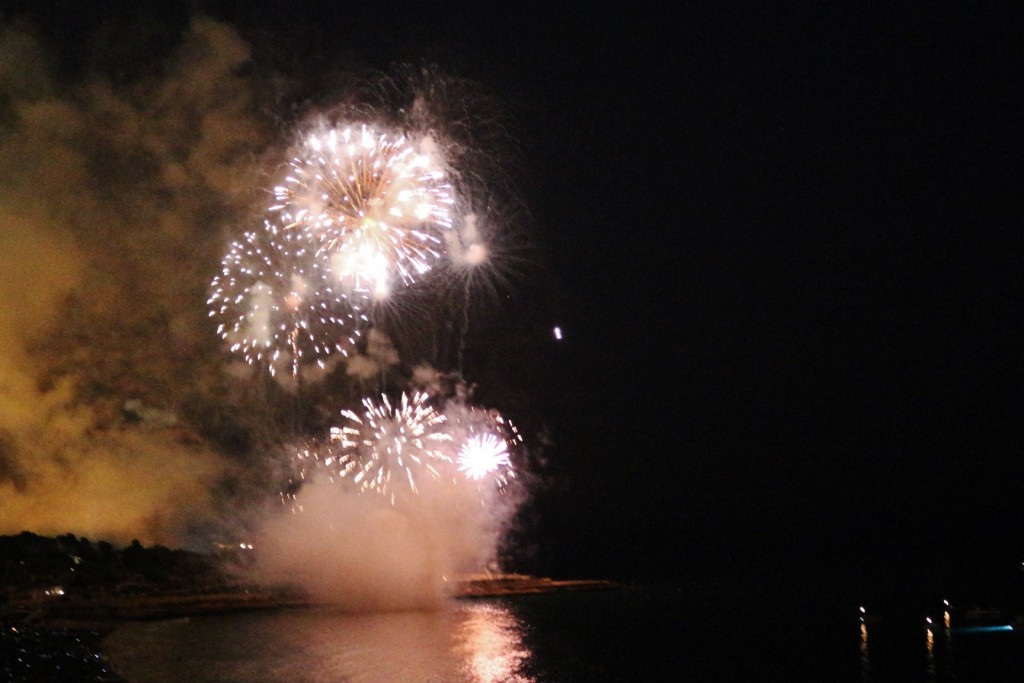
553 326 563 341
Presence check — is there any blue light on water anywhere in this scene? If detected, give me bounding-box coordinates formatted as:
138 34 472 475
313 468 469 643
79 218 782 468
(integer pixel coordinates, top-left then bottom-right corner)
951 625 1014 634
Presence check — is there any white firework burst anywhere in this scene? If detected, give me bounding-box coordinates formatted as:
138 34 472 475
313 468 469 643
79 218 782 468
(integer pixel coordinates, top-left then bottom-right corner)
207 218 365 376
271 123 457 299
442 402 520 491
329 391 452 502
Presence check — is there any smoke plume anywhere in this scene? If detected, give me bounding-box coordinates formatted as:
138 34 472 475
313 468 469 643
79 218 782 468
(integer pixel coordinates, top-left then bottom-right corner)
0 15 265 545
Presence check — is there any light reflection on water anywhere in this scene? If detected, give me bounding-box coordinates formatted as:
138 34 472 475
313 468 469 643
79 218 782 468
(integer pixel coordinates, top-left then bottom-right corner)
455 602 533 683
859 622 870 682
924 626 936 682
104 600 536 683
855 609 1024 683
103 587 1024 681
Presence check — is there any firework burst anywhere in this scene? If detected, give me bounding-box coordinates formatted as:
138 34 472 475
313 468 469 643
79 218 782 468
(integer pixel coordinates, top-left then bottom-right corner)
442 401 521 491
329 391 452 502
458 433 510 480
271 123 457 299
207 218 365 376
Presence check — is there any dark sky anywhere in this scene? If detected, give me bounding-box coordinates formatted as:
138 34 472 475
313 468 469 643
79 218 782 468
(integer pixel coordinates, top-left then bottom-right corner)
5 1 1022 596
336 3 1023 595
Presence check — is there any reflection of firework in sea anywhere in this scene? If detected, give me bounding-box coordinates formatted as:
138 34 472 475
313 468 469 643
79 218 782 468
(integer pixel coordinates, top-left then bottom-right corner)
271 123 456 299
330 391 452 503
207 219 365 376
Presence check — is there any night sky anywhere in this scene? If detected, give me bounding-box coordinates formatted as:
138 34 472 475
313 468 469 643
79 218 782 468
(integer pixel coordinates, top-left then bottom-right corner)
3 2 1022 599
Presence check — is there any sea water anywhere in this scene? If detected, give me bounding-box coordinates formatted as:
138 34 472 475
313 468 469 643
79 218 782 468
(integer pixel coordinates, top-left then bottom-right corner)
102 584 1024 682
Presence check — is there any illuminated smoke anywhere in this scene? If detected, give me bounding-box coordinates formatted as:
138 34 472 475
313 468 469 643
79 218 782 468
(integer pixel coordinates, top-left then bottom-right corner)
0 16 261 545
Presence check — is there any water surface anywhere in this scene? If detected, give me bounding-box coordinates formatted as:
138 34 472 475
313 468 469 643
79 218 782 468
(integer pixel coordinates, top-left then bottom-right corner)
103 585 1024 682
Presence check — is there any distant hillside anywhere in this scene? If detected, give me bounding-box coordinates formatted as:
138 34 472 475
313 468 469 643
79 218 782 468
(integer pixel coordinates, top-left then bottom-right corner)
1 532 249 608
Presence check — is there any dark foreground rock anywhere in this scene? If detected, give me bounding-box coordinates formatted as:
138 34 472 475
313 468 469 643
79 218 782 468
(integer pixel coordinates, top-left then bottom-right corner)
1 619 124 682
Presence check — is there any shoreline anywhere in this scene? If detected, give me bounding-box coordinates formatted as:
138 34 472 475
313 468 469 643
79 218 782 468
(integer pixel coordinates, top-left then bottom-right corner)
4 575 621 629
2 575 619 679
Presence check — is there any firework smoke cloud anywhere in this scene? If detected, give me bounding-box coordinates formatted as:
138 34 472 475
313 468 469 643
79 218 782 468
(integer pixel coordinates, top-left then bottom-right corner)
0 16 264 545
